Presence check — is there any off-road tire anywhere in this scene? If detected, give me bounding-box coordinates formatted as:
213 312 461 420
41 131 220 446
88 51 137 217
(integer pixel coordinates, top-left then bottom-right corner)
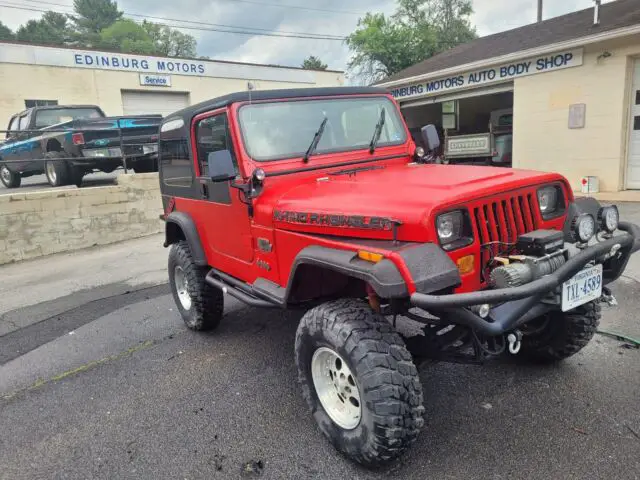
133 157 157 173
70 167 85 188
520 301 601 362
0 164 21 188
295 299 424 468
44 151 71 187
168 241 223 331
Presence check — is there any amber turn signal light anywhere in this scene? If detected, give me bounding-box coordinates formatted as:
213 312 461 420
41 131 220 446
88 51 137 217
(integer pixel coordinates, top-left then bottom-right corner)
456 255 475 274
357 250 384 263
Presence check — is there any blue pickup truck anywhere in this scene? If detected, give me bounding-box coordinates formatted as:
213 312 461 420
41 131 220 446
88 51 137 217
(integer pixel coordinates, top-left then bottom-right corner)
0 105 162 188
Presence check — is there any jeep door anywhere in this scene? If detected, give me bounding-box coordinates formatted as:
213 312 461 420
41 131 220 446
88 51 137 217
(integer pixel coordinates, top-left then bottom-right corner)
190 110 254 264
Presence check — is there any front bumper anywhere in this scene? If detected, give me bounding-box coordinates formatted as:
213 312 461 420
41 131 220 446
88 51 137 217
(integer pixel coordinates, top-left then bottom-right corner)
410 221 640 336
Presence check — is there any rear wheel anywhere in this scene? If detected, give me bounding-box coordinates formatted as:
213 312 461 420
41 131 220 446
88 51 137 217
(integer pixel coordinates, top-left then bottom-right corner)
295 299 424 467
168 241 223 331
44 151 71 187
0 165 21 188
519 302 601 362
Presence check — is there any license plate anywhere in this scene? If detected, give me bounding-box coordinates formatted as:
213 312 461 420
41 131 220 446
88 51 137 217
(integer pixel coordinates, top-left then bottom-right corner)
561 264 603 312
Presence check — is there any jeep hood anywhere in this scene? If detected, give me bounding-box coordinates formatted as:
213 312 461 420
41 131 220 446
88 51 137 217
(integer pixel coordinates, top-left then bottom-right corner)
268 163 568 241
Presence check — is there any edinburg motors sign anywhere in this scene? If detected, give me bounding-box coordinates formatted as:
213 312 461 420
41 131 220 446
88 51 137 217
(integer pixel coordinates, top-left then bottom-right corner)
390 48 584 101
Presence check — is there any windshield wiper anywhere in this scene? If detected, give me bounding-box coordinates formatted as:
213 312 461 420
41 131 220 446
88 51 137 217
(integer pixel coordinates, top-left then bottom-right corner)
369 108 386 154
303 117 328 163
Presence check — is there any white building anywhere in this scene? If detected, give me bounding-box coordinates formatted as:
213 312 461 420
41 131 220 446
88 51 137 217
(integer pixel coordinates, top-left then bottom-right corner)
377 0 640 193
0 41 344 123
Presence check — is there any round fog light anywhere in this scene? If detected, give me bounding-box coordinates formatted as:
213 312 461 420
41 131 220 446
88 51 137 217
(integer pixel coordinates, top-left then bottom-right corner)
571 213 596 243
598 205 619 233
478 304 491 319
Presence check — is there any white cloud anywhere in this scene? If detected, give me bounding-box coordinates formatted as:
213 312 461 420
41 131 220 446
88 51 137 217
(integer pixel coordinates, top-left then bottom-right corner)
0 0 619 71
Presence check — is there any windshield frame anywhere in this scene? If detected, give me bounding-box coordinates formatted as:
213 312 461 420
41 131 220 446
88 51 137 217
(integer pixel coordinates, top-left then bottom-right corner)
235 95 408 163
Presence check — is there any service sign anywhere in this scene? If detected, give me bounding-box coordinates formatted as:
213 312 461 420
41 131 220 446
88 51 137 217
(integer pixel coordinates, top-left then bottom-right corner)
390 49 584 101
140 74 171 87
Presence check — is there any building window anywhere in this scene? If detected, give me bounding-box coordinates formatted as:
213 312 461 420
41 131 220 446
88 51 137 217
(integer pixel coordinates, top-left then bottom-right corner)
24 99 58 108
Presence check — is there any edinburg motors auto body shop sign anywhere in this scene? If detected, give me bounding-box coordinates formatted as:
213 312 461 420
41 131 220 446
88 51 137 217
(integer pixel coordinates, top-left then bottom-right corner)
390 49 583 101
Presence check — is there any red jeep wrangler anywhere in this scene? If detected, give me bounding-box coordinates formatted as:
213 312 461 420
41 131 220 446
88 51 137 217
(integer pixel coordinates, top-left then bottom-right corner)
158 87 640 467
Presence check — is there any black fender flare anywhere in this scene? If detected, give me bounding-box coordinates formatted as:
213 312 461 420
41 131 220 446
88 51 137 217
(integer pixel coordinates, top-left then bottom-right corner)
164 211 208 266
285 243 461 301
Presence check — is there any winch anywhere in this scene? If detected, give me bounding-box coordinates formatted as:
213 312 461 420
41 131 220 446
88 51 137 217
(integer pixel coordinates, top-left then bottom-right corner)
490 230 566 289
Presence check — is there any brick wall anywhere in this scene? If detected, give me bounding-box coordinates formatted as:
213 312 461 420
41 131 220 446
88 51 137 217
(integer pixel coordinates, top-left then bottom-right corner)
0 173 163 265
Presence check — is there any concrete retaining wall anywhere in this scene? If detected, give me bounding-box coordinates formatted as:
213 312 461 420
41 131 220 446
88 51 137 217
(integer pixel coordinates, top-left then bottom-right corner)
0 173 163 265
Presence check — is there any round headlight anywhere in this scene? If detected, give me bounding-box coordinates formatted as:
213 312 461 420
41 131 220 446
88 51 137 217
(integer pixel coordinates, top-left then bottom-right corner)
598 205 619 233
437 215 455 240
537 186 558 214
571 214 596 243
415 146 425 158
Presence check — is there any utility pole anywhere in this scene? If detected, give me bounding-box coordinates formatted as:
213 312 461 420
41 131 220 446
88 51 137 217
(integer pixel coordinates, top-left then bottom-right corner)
537 0 543 22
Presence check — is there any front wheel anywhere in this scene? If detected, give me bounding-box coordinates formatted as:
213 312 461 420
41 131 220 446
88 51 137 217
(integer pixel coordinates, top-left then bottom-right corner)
295 299 424 467
0 165 21 188
168 241 224 331
519 302 601 362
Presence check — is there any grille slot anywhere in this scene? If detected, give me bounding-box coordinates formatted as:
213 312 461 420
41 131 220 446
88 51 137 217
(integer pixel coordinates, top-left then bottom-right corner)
473 193 537 249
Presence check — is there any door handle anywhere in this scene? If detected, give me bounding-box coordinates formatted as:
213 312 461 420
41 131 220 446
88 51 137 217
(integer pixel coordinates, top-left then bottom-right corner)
198 177 209 199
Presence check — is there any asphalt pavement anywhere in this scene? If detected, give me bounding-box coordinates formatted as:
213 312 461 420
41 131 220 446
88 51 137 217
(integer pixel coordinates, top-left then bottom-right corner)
0 171 118 194
1 207 639 480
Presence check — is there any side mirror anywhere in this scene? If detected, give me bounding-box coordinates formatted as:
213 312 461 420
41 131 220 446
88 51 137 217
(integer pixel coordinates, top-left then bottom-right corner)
208 150 236 182
421 124 440 152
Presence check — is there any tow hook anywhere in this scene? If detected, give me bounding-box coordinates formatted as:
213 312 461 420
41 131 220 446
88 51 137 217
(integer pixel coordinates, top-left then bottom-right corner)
601 287 618 307
507 330 523 354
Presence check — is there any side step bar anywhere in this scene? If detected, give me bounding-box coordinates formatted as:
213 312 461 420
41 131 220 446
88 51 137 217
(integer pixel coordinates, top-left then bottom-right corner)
205 270 281 309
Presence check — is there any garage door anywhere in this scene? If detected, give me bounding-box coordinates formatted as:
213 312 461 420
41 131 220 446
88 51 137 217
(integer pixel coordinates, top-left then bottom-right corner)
627 60 640 189
121 91 190 117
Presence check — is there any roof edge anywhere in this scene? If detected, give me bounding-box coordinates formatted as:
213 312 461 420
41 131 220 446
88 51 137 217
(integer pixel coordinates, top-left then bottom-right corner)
377 23 640 88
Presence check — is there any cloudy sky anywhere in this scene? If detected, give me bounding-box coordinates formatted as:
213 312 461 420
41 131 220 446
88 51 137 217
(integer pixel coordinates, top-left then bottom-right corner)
1 0 614 71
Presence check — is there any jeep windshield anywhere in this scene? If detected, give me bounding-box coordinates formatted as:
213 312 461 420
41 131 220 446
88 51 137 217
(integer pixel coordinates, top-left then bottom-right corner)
35 107 103 129
237 96 407 162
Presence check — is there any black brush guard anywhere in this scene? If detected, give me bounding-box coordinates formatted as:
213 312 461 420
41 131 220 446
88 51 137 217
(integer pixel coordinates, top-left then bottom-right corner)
410 222 640 336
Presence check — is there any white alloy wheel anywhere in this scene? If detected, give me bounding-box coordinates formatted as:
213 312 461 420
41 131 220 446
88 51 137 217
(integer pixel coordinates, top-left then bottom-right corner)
46 161 57 184
173 265 192 311
1 166 11 185
311 347 362 430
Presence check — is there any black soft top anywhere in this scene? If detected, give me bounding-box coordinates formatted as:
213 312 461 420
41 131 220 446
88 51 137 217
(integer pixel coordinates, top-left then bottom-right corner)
165 86 389 123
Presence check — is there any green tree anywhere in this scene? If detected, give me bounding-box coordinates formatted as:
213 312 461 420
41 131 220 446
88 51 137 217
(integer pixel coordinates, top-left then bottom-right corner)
73 0 122 34
346 0 476 82
0 21 14 41
141 21 197 57
395 0 476 49
99 19 156 55
16 12 72 46
301 55 328 70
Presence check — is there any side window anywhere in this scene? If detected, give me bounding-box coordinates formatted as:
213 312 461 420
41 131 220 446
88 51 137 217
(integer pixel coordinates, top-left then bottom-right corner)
159 119 193 189
18 114 29 131
6 116 19 138
196 114 238 177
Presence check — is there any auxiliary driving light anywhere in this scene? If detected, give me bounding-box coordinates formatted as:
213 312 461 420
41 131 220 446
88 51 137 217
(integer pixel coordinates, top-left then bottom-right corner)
598 205 619 233
571 213 596 243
